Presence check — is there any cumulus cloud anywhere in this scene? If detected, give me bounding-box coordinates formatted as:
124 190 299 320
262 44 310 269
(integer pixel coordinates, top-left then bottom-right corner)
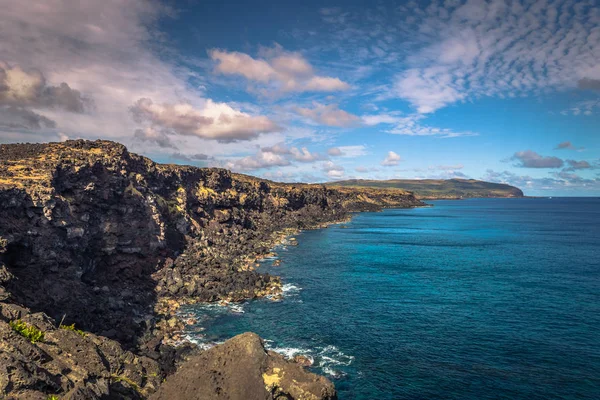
227 150 291 171
381 151 402 166
262 143 291 155
296 103 361 127
0 105 57 130
0 63 89 113
289 147 324 162
210 47 350 94
0 0 286 153
511 150 564 168
134 127 177 149
130 97 280 142
328 147 343 156
565 159 593 170
322 161 345 178
260 143 325 162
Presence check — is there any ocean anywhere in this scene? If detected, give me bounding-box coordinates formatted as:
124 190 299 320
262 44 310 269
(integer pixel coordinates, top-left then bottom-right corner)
183 198 600 399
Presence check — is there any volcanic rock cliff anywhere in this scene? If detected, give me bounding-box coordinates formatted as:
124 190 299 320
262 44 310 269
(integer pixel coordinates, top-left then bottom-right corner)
0 140 424 399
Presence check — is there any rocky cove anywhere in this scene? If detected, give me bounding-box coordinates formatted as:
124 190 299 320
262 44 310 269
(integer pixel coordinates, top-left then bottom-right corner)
0 140 425 399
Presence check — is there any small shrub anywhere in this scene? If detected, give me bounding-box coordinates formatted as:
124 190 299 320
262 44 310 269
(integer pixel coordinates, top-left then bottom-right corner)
60 323 86 337
9 319 45 343
47 395 60 400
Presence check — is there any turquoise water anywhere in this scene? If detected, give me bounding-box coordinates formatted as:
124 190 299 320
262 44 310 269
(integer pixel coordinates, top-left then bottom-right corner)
185 198 600 399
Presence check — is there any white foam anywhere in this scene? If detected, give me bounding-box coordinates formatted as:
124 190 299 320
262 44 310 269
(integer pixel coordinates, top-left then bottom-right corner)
269 346 313 360
228 303 245 313
281 283 302 295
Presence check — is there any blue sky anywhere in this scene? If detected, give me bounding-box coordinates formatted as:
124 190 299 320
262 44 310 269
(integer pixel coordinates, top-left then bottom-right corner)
0 0 599 195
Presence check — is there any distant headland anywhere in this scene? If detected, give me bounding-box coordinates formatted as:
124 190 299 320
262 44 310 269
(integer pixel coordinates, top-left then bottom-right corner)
330 178 524 200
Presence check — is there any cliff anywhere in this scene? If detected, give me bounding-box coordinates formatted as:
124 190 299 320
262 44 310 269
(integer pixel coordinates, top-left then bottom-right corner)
0 140 424 399
331 178 524 199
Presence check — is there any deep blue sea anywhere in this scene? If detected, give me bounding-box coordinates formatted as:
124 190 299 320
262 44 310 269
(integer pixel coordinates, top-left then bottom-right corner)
184 198 600 399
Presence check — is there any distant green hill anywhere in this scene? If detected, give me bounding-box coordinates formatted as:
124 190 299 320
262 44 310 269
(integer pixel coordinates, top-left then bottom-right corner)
330 178 524 199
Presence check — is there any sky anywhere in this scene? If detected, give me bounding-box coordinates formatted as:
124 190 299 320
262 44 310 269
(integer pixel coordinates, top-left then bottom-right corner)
0 0 599 196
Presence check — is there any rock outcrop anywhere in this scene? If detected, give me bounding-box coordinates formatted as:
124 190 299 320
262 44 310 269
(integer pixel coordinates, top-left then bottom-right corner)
151 333 336 400
0 140 425 399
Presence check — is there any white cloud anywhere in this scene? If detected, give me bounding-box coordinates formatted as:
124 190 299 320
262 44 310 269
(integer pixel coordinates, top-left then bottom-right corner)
130 98 279 142
381 151 402 166
387 114 475 137
226 150 291 171
394 68 467 114
0 0 282 151
260 143 325 162
484 169 600 193
322 161 345 178
561 99 600 116
134 127 177 149
327 147 343 156
318 0 600 114
435 164 464 171
296 103 361 127
210 47 350 94
336 145 368 157
511 150 564 168
289 147 324 162
362 113 403 125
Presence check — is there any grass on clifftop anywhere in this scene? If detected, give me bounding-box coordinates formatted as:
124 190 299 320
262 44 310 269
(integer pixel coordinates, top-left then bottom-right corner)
60 322 86 337
10 319 45 343
111 374 141 394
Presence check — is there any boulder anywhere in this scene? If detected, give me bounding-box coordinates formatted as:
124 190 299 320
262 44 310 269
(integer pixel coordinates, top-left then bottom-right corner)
151 332 336 400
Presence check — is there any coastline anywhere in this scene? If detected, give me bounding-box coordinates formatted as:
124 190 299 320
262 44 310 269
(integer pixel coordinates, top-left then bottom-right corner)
0 140 424 399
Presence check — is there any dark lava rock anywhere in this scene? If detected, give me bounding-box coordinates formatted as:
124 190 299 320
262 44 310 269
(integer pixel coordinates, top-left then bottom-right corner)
0 140 424 399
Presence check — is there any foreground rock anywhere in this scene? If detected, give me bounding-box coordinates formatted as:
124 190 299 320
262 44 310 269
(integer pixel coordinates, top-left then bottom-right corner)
151 333 336 400
0 302 162 399
0 140 424 398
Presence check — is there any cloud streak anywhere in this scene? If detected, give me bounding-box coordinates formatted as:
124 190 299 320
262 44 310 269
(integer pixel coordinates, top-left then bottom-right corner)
511 150 564 168
296 103 361 127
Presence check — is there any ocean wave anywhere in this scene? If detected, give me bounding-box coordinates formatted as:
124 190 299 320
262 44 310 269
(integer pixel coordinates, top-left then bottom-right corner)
281 283 302 295
265 341 353 379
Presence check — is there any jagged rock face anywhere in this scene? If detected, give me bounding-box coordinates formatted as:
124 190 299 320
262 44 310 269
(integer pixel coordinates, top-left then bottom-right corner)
0 301 163 399
0 140 423 399
151 332 337 400
0 140 423 347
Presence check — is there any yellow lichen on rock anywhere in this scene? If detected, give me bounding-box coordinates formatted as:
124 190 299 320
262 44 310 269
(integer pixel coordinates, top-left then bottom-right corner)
263 367 283 389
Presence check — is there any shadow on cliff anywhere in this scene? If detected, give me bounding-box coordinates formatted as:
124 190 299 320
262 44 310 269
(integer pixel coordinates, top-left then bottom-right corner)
0 166 186 359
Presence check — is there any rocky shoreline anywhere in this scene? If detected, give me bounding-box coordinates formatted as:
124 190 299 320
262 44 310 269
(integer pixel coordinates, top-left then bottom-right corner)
0 140 425 399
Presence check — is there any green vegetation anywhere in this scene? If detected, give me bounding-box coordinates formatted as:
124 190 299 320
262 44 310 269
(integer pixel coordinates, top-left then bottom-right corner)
60 323 86 337
9 319 45 343
330 178 524 199
47 395 59 400
125 182 143 198
111 374 141 393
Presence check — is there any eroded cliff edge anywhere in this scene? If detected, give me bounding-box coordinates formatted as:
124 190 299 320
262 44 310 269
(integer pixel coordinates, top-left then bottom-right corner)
0 140 424 399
